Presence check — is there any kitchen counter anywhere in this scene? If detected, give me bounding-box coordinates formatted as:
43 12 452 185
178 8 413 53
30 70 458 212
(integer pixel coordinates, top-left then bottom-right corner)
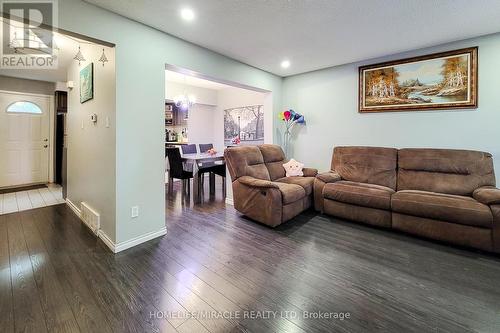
165 141 189 145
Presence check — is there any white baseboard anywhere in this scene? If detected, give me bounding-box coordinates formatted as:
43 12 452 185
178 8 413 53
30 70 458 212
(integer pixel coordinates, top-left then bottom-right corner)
97 230 116 252
225 197 234 205
98 227 167 253
66 198 81 217
66 199 167 253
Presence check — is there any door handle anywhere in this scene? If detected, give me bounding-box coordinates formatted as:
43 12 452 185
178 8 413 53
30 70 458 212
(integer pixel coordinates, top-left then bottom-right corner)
44 139 48 142
44 145 48 148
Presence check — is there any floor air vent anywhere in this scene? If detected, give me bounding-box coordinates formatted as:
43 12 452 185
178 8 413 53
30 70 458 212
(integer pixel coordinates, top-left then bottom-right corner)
81 202 100 235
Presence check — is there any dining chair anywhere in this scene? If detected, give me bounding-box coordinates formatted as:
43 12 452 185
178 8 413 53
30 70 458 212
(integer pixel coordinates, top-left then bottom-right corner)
198 143 213 153
181 144 197 154
165 147 193 194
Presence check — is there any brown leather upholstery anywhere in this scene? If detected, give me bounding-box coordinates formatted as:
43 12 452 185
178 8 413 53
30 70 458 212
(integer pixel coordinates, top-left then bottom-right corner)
316 146 500 254
276 176 315 196
259 144 287 180
473 186 500 205
397 148 496 196
392 213 493 252
303 168 318 177
392 190 492 228
225 146 270 180
323 181 394 210
225 144 317 227
324 200 392 228
491 205 500 252
316 171 341 183
314 171 342 211
332 146 398 189
274 182 306 204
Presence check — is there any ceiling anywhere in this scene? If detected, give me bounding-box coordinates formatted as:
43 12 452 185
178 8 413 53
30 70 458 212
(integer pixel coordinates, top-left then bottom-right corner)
166 69 231 90
86 0 500 76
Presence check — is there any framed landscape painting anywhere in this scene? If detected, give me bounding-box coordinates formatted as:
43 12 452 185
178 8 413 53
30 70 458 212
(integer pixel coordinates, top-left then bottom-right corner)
359 47 478 113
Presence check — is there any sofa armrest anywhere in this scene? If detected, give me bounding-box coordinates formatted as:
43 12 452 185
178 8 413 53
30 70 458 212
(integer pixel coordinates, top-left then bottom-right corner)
473 186 500 205
313 171 342 212
302 167 318 177
316 170 341 183
233 177 283 227
238 176 279 189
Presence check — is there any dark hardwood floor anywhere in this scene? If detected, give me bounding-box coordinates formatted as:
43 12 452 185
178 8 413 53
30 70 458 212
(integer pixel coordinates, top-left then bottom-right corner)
1 180 500 332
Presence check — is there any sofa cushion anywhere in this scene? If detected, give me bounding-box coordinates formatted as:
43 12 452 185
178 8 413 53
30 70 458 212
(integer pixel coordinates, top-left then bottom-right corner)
391 190 493 228
397 148 495 196
332 146 398 190
225 146 270 180
276 176 315 196
323 181 395 210
259 144 287 180
274 182 306 204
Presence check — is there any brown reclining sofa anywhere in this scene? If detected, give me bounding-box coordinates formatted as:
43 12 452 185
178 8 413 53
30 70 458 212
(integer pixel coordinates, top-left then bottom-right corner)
314 146 500 253
224 144 318 227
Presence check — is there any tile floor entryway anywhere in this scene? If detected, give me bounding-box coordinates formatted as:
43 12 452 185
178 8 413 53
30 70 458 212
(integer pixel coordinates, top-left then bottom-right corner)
0 184 65 215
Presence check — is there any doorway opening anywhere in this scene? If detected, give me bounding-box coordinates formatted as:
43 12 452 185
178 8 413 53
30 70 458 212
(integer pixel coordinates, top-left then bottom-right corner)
0 16 115 215
164 65 273 206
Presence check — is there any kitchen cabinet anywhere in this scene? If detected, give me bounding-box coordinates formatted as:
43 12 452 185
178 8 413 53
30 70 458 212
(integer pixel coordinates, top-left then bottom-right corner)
165 102 188 126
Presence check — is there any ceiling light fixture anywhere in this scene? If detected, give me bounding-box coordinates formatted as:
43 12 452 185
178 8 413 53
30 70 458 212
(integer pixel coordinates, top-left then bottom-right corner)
281 60 291 69
173 75 196 110
173 94 196 110
180 8 195 21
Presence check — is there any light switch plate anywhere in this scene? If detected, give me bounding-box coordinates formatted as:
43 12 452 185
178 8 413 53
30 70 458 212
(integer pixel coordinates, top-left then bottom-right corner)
131 206 139 218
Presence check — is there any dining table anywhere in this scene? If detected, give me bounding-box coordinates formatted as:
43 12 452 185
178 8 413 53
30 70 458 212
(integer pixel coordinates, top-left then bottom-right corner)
181 152 225 203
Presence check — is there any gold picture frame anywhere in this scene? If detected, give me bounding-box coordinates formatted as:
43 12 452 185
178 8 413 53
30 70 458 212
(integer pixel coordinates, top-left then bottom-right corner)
359 47 478 113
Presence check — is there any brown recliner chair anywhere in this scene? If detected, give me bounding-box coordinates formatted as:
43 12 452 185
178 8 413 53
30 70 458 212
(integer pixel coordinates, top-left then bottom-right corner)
314 146 500 253
224 144 318 227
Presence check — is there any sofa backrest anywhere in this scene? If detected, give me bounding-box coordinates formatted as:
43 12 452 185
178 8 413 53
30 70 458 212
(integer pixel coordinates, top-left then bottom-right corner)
259 144 287 180
332 146 398 190
397 148 496 196
224 146 270 181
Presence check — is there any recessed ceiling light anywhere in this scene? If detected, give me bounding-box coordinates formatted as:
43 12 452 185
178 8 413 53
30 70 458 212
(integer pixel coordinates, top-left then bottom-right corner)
281 60 290 69
180 8 195 21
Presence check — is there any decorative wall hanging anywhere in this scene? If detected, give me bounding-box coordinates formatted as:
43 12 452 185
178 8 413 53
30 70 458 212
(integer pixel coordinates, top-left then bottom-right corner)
99 48 109 66
74 45 86 66
359 47 478 113
80 63 94 103
224 105 264 147
279 109 305 158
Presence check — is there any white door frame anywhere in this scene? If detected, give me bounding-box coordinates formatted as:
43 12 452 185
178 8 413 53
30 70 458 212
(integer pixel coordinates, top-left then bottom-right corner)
0 89 55 186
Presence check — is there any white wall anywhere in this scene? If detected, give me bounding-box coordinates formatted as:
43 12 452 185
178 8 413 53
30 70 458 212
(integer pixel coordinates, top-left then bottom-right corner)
59 0 282 246
66 44 116 239
186 104 217 146
283 33 500 185
165 81 217 106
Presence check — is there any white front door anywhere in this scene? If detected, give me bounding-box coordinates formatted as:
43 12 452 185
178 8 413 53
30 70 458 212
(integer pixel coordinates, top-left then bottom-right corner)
0 91 50 188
